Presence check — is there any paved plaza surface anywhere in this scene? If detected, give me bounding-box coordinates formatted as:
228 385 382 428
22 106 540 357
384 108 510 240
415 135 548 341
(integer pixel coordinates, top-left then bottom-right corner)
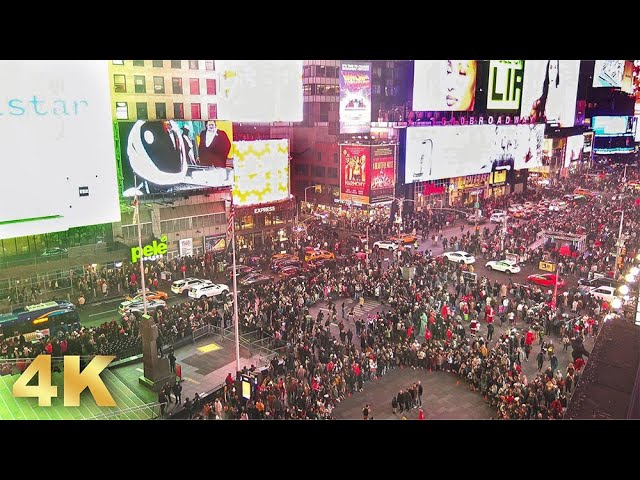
331 366 495 420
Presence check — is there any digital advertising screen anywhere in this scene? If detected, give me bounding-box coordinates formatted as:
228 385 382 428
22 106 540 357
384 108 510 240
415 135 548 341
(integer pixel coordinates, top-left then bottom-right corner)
593 60 625 88
369 145 396 204
404 124 544 183
204 235 226 253
486 60 524 111
118 120 234 196
0 60 120 240
591 116 630 135
520 60 580 127
583 131 594 153
413 60 478 112
593 134 635 154
339 61 371 134
340 144 371 204
232 139 290 206
564 135 584 166
216 60 303 122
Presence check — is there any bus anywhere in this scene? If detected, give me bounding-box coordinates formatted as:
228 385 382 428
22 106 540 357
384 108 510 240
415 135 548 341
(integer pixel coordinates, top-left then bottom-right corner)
0 300 81 342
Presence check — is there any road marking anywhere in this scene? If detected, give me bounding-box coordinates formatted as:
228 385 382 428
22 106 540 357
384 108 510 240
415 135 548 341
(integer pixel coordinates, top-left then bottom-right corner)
197 342 221 353
88 309 116 317
331 323 338 326
136 368 143 373
184 377 200 385
91 297 124 307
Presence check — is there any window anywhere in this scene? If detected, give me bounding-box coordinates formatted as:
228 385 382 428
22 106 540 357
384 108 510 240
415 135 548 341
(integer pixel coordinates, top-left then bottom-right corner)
152 60 164 68
191 103 201 119
132 60 144 67
173 102 184 119
317 152 322 162
303 84 312 96
303 65 312 77
205 60 215 71
294 164 309 176
208 103 217 119
115 102 128 120
312 166 325 177
155 102 167 119
153 76 165 94
112 60 124 65
113 74 126 93
136 102 148 119
326 66 338 78
172 77 183 94
317 65 327 77
328 167 338 178
333 153 339 164
134 75 146 93
206 78 216 95
317 85 339 96
171 60 181 69
319 102 330 122
189 78 200 95
189 60 199 70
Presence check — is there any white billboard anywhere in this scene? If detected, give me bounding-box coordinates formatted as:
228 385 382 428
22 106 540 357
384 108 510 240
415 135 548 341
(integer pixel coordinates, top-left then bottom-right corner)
216 60 303 122
0 60 120 240
405 124 545 183
520 60 580 127
232 139 290 206
413 60 477 111
565 135 584 166
593 60 625 88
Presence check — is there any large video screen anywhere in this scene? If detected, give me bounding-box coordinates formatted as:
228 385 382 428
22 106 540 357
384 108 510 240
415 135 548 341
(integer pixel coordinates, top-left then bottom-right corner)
591 116 630 135
593 60 625 88
404 124 545 183
0 60 120 240
118 120 234 196
593 134 635 154
370 145 396 204
413 60 477 112
583 132 594 153
216 60 303 122
520 60 580 127
232 139 290 206
565 135 584 167
340 144 370 204
340 61 371 134
486 60 524 111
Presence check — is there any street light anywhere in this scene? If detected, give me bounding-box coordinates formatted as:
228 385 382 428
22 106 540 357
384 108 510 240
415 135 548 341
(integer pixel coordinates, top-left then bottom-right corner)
619 284 630 296
123 183 147 316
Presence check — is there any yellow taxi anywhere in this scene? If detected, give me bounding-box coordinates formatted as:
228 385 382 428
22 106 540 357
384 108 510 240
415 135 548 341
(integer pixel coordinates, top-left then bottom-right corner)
389 233 417 244
305 250 335 262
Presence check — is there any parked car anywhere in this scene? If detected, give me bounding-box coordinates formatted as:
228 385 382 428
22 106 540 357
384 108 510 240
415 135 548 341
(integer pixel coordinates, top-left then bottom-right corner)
466 214 487 225
272 258 302 272
527 273 566 289
308 258 337 270
490 211 507 223
239 273 271 287
188 283 229 300
389 233 418 244
304 250 335 262
443 251 476 264
124 290 169 302
225 265 258 280
485 259 520 274
349 233 368 245
578 276 618 289
373 240 399 251
587 285 619 304
171 278 212 295
280 265 307 278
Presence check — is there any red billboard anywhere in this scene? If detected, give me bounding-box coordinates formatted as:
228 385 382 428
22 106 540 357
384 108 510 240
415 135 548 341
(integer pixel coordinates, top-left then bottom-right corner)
370 145 396 204
340 144 370 204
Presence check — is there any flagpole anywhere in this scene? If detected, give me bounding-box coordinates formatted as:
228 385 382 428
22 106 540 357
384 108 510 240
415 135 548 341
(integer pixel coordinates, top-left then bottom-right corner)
132 176 148 316
230 199 241 373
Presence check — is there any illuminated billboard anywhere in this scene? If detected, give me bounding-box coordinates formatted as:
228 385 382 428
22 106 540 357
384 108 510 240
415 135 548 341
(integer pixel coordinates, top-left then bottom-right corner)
565 135 584 166
520 60 580 127
370 145 396 204
340 145 370 204
404 124 544 183
593 135 635 154
591 116 633 135
0 60 120 240
413 60 477 111
486 60 524 111
339 61 371 134
593 60 625 88
583 132 594 153
118 120 234 196
232 139 290 206
216 60 303 122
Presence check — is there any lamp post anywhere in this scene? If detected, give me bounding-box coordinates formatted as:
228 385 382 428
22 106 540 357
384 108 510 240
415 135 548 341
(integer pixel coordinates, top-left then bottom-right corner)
123 184 147 316
614 208 625 281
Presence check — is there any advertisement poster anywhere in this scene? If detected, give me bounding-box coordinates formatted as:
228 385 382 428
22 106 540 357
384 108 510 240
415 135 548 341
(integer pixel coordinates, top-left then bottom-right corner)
179 238 193 257
340 144 370 204
413 60 477 112
593 60 625 88
339 61 371 133
520 60 580 127
369 145 396 204
0 60 120 240
564 135 584 166
216 60 303 122
486 60 524 111
232 139 290 206
204 235 226 253
583 131 594 153
118 120 234 196
405 124 544 183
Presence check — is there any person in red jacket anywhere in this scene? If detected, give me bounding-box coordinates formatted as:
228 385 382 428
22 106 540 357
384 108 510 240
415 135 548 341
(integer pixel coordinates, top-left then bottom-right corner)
418 408 425 420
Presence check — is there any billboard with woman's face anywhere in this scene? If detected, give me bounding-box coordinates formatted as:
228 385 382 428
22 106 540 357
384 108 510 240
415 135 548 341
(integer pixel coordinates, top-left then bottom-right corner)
520 60 580 127
413 60 478 112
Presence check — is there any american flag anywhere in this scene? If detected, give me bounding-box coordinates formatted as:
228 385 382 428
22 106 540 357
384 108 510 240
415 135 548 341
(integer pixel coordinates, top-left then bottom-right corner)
226 202 235 244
